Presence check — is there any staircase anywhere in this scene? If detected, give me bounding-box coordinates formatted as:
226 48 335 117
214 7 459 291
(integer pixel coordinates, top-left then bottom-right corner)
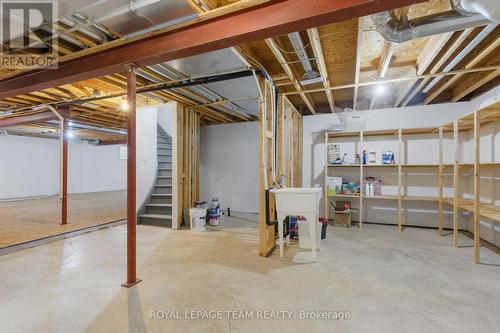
138 126 173 227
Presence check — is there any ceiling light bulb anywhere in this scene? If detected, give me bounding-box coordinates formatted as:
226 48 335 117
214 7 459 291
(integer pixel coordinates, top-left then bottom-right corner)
68 121 74 127
120 100 129 111
375 84 385 94
67 131 74 139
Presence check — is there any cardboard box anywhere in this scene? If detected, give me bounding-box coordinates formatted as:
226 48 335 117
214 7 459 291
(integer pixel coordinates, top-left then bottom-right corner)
331 200 352 227
333 211 351 227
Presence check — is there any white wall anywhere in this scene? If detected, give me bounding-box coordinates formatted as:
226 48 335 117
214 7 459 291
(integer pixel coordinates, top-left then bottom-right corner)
136 107 158 208
200 121 259 213
69 143 127 194
0 135 60 199
0 135 126 200
157 103 174 138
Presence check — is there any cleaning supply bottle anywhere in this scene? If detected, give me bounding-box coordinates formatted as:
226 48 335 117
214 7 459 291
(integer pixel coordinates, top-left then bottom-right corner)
362 150 367 165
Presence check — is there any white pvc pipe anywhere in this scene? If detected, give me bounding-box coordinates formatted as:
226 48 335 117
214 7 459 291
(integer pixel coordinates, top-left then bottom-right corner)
33 105 64 202
252 70 268 189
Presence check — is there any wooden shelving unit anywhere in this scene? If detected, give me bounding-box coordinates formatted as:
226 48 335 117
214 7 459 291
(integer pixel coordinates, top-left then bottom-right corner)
324 100 499 263
324 126 440 231
440 100 500 263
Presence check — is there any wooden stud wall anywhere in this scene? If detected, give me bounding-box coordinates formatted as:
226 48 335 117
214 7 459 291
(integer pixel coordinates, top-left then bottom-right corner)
291 111 303 187
258 76 276 256
174 103 201 229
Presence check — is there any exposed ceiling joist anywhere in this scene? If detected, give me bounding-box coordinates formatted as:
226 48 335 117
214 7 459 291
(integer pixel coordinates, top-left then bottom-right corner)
265 38 316 114
451 68 500 102
307 28 335 113
401 29 474 107
353 17 363 111
425 36 500 104
0 0 424 100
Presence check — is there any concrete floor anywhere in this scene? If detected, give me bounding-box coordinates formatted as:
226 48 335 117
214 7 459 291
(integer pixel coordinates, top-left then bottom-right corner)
0 191 125 248
0 213 499 333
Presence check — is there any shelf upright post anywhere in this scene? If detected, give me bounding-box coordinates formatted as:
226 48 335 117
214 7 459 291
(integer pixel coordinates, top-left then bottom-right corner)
398 129 403 232
325 132 329 221
359 131 364 228
453 120 459 247
438 127 444 235
473 111 480 264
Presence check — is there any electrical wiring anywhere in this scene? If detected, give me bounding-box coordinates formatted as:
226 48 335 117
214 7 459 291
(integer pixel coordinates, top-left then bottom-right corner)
273 31 345 54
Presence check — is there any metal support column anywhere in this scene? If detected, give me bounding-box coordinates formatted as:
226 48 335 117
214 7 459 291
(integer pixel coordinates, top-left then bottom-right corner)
62 117 68 225
122 66 141 288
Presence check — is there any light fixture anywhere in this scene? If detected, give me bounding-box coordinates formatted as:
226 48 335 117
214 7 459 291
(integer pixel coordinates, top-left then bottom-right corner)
68 121 74 127
375 84 386 95
120 99 129 111
67 131 74 139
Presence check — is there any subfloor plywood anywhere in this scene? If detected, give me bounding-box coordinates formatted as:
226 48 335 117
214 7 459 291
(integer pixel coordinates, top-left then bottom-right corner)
0 190 126 248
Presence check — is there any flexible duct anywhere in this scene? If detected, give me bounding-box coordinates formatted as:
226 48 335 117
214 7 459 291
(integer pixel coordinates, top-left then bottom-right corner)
372 0 493 44
287 32 321 84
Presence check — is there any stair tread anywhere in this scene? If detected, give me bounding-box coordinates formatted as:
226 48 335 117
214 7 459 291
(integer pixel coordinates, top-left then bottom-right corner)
157 176 172 179
155 185 172 187
146 203 172 207
158 168 172 171
140 214 172 219
151 193 172 197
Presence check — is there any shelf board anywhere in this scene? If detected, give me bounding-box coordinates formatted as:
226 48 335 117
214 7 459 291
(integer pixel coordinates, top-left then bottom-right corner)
326 131 360 138
325 162 497 168
442 162 499 168
327 194 360 198
402 164 439 167
363 164 398 167
402 195 439 202
480 162 500 167
327 164 360 167
362 195 399 200
443 198 500 223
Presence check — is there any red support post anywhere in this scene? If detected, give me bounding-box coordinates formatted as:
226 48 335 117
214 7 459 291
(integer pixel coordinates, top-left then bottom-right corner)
61 117 68 225
122 66 141 288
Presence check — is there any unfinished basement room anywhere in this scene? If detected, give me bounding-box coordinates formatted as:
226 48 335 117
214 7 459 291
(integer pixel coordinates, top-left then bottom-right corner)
1 0 499 332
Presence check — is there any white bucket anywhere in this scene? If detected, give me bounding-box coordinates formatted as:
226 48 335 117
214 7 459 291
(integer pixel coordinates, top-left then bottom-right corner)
189 208 207 232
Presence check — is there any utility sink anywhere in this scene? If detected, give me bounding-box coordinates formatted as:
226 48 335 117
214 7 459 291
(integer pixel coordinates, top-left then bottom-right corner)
270 187 322 213
270 187 322 261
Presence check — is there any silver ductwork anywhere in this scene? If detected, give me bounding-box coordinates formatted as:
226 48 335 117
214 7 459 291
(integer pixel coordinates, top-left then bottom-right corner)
287 32 322 85
372 0 493 44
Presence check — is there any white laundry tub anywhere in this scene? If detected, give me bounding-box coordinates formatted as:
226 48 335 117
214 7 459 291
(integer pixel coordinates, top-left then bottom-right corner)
270 187 322 261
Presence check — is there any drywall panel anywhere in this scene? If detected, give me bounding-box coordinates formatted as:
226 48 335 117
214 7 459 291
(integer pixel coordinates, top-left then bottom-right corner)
69 143 126 194
157 103 174 138
0 135 59 200
136 107 158 208
0 136 126 200
200 121 259 213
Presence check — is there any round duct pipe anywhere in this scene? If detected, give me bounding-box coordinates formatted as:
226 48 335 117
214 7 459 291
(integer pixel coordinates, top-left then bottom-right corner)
458 0 500 22
372 0 492 44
